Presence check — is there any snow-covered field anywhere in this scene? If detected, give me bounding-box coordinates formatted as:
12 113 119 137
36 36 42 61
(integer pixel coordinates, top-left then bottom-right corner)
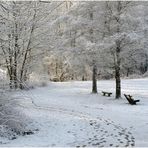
1 78 148 147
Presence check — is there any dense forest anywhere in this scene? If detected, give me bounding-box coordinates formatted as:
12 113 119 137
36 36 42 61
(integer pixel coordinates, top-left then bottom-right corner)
0 1 148 85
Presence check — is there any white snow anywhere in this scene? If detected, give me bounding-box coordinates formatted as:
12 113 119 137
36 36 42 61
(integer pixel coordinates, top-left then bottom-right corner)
0 69 6 80
1 78 148 147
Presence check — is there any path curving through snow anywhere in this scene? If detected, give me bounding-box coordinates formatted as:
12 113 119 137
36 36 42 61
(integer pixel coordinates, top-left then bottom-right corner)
1 79 148 147
15 99 135 147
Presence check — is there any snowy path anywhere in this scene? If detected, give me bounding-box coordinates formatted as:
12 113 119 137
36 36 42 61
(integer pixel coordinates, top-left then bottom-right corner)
1 78 148 147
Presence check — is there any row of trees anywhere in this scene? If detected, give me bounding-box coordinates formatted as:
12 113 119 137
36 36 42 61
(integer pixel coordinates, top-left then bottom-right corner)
50 1 148 98
0 1 148 99
0 1 64 89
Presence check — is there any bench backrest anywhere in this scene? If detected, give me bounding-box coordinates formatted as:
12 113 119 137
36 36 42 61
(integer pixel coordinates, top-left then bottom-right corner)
124 94 135 104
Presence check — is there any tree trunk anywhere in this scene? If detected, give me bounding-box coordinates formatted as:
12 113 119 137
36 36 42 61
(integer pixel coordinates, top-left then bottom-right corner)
9 70 13 89
92 64 97 93
14 53 18 89
126 68 129 77
19 10 36 89
14 23 18 89
115 40 121 99
14 67 17 89
82 75 85 81
115 65 121 99
114 2 122 99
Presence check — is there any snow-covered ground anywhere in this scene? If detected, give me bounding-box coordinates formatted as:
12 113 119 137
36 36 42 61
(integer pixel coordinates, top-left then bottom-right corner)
1 78 148 147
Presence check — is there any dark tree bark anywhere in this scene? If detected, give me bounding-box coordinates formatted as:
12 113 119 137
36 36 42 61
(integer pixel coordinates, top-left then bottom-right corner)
82 76 85 81
13 14 19 89
114 2 122 99
92 64 97 94
115 65 121 98
14 39 18 89
115 40 121 99
126 68 130 77
13 59 18 89
19 9 36 89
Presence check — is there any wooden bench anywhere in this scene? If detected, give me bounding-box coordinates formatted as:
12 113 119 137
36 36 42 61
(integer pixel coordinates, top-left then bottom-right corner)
102 91 112 97
124 94 140 105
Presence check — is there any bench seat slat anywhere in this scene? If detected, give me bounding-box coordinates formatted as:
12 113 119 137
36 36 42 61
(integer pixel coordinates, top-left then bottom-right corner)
102 91 112 97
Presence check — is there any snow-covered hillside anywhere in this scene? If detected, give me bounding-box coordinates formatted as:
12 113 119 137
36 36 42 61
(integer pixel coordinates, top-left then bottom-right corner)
1 78 148 147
